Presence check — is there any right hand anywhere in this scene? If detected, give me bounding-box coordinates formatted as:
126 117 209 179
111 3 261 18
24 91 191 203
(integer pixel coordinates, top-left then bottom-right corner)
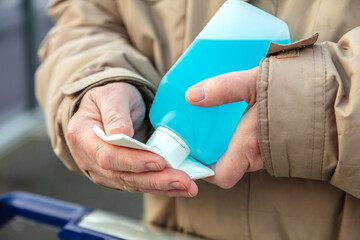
67 82 198 197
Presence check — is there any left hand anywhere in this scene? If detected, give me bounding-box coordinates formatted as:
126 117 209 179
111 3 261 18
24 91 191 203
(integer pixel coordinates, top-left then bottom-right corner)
185 67 264 189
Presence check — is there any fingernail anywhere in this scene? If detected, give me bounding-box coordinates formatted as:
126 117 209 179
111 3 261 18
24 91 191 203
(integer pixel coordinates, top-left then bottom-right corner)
144 162 161 171
187 86 205 102
187 191 193 198
170 182 187 190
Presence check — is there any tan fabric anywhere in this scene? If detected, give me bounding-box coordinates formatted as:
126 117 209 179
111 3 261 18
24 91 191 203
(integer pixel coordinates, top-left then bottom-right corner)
265 32 319 57
36 0 360 239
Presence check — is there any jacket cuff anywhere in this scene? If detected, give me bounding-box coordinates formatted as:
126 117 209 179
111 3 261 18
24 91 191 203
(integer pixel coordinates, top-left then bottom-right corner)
257 35 327 180
61 67 157 109
56 67 157 174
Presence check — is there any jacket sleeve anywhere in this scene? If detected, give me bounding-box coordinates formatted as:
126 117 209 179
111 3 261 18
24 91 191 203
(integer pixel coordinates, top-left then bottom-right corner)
35 0 161 172
257 27 360 199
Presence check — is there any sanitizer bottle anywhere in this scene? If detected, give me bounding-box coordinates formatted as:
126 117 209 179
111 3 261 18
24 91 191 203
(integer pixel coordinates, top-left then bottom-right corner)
147 0 291 168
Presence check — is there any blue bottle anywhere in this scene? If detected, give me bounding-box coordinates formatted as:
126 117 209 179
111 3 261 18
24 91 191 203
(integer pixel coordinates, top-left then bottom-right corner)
147 0 291 168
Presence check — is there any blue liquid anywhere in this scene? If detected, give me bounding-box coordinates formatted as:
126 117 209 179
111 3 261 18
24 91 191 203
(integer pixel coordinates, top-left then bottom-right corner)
150 38 290 165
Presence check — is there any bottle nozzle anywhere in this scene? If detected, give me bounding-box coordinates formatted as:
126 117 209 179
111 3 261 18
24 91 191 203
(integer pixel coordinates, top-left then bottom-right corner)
146 127 190 168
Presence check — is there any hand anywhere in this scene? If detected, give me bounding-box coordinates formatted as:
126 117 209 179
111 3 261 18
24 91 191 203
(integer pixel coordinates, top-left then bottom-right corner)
67 82 198 197
185 67 264 189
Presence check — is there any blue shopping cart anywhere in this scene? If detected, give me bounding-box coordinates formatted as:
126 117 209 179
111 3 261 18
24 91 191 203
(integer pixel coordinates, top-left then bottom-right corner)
0 191 199 240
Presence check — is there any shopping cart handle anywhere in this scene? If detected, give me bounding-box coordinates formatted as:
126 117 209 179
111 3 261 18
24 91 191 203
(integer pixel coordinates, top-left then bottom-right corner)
0 191 195 240
0 191 90 228
0 192 132 239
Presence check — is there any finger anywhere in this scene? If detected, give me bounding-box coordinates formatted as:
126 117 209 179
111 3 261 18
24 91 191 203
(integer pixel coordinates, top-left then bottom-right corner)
185 67 258 107
205 105 262 188
118 168 194 192
88 169 120 189
204 152 248 189
143 181 198 197
90 166 198 196
99 96 134 137
69 116 166 173
90 169 198 197
93 140 167 172
92 82 145 136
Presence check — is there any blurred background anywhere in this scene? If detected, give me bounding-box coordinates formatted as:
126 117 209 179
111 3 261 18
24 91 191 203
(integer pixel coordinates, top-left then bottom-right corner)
0 0 143 239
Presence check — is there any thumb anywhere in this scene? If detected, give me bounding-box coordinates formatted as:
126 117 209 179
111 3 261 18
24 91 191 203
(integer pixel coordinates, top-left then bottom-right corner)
102 103 134 137
92 84 136 137
185 67 258 107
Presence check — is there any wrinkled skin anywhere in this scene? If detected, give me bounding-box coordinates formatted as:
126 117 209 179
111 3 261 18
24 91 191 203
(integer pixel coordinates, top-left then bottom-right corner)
67 67 263 196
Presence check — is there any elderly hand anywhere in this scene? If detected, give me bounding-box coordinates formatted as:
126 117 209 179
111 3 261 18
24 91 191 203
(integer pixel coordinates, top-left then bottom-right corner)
67 82 197 197
185 67 264 189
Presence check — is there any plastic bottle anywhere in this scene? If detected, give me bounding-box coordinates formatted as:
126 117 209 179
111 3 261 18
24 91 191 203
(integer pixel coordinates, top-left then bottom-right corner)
147 0 291 167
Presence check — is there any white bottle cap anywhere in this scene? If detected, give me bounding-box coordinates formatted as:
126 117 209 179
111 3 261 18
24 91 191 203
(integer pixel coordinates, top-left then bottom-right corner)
146 127 190 168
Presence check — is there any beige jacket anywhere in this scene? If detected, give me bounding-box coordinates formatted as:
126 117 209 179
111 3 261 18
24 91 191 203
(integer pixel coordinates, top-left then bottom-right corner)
36 0 360 239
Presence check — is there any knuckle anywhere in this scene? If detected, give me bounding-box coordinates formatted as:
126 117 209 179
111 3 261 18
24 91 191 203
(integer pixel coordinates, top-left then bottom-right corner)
212 75 230 102
98 84 113 95
218 179 236 189
120 173 136 187
109 152 137 172
247 137 260 154
165 172 183 186
111 172 125 185
213 74 228 85
244 137 261 166
104 113 122 126
74 158 89 171
66 119 79 145
95 148 112 170
118 154 135 172
148 178 161 190
104 113 134 136
216 174 237 189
